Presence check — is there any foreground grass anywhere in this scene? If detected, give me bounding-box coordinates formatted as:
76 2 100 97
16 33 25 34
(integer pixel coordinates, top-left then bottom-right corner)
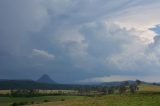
1 93 160 106
29 93 160 106
0 96 85 106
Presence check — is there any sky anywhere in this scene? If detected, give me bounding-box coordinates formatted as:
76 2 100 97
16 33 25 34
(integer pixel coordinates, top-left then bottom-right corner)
1 0 160 83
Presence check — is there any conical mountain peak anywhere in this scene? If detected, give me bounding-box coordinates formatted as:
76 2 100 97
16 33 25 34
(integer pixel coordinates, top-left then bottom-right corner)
37 74 56 84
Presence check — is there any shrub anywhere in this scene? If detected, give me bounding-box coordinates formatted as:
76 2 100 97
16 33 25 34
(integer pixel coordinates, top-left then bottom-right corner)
19 101 28 105
31 101 34 104
61 98 65 101
10 102 18 106
44 100 49 102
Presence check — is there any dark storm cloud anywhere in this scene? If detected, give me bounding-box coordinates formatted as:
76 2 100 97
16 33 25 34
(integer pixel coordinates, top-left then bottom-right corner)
1 0 160 83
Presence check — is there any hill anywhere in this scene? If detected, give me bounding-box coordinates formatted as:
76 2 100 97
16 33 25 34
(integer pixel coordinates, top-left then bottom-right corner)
37 74 56 84
0 79 91 90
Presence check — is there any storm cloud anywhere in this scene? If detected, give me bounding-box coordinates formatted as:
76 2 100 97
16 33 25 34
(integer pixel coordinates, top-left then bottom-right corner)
1 0 160 83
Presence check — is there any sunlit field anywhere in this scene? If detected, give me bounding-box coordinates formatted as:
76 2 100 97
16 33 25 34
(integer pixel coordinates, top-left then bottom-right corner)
139 84 160 92
0 90 10 95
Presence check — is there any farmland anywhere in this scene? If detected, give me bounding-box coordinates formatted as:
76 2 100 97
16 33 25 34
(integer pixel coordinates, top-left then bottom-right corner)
0 93 160 106
0 84 160 106
0 96 82 106
139 84 160 92
30 93 160 106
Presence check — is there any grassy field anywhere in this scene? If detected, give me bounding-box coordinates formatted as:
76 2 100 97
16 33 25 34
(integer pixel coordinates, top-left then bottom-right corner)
0 90 10 94
0 96 84 106
139 84 160 92
1 93 160 106
1 84 160 106
30 94 160 106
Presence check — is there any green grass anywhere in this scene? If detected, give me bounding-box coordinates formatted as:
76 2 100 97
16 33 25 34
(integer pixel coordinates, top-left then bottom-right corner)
0 96 85 106
29 93 160 106
1 93 160 106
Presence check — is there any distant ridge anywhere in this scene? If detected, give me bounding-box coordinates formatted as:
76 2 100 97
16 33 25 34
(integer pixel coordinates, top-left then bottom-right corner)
37 74 56 84
101 80 149 87
0 78 158 90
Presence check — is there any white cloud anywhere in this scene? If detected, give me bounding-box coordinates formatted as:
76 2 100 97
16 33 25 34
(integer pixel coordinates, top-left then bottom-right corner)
79 74 160 83
80 75 160 83
32 49 55 61
80 75 138 83
110 1 160 44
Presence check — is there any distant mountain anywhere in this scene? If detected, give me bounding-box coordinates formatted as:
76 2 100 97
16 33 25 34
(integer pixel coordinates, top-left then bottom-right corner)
0 79 41 89
0 78 157 90
101 80 151 87
0 79 91 90
37 74 56 84
101 80 137 87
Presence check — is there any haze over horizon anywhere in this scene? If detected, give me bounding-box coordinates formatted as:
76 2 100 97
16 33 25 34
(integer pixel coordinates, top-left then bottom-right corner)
1 0 160 83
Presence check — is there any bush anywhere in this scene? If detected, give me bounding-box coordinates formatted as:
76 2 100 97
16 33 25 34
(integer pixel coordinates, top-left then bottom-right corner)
31 101 34 104
10 102 29 106
44 100 49 102
10 102 18 106
19 102 25 105
61 98 65 101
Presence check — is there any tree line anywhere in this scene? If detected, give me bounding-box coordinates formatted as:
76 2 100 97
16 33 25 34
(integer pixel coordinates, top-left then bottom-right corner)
9 80 141 97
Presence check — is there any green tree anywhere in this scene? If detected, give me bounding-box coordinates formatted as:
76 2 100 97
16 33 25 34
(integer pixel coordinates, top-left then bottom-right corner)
136 80 141 85
119 86 127 94
129 85 138 93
